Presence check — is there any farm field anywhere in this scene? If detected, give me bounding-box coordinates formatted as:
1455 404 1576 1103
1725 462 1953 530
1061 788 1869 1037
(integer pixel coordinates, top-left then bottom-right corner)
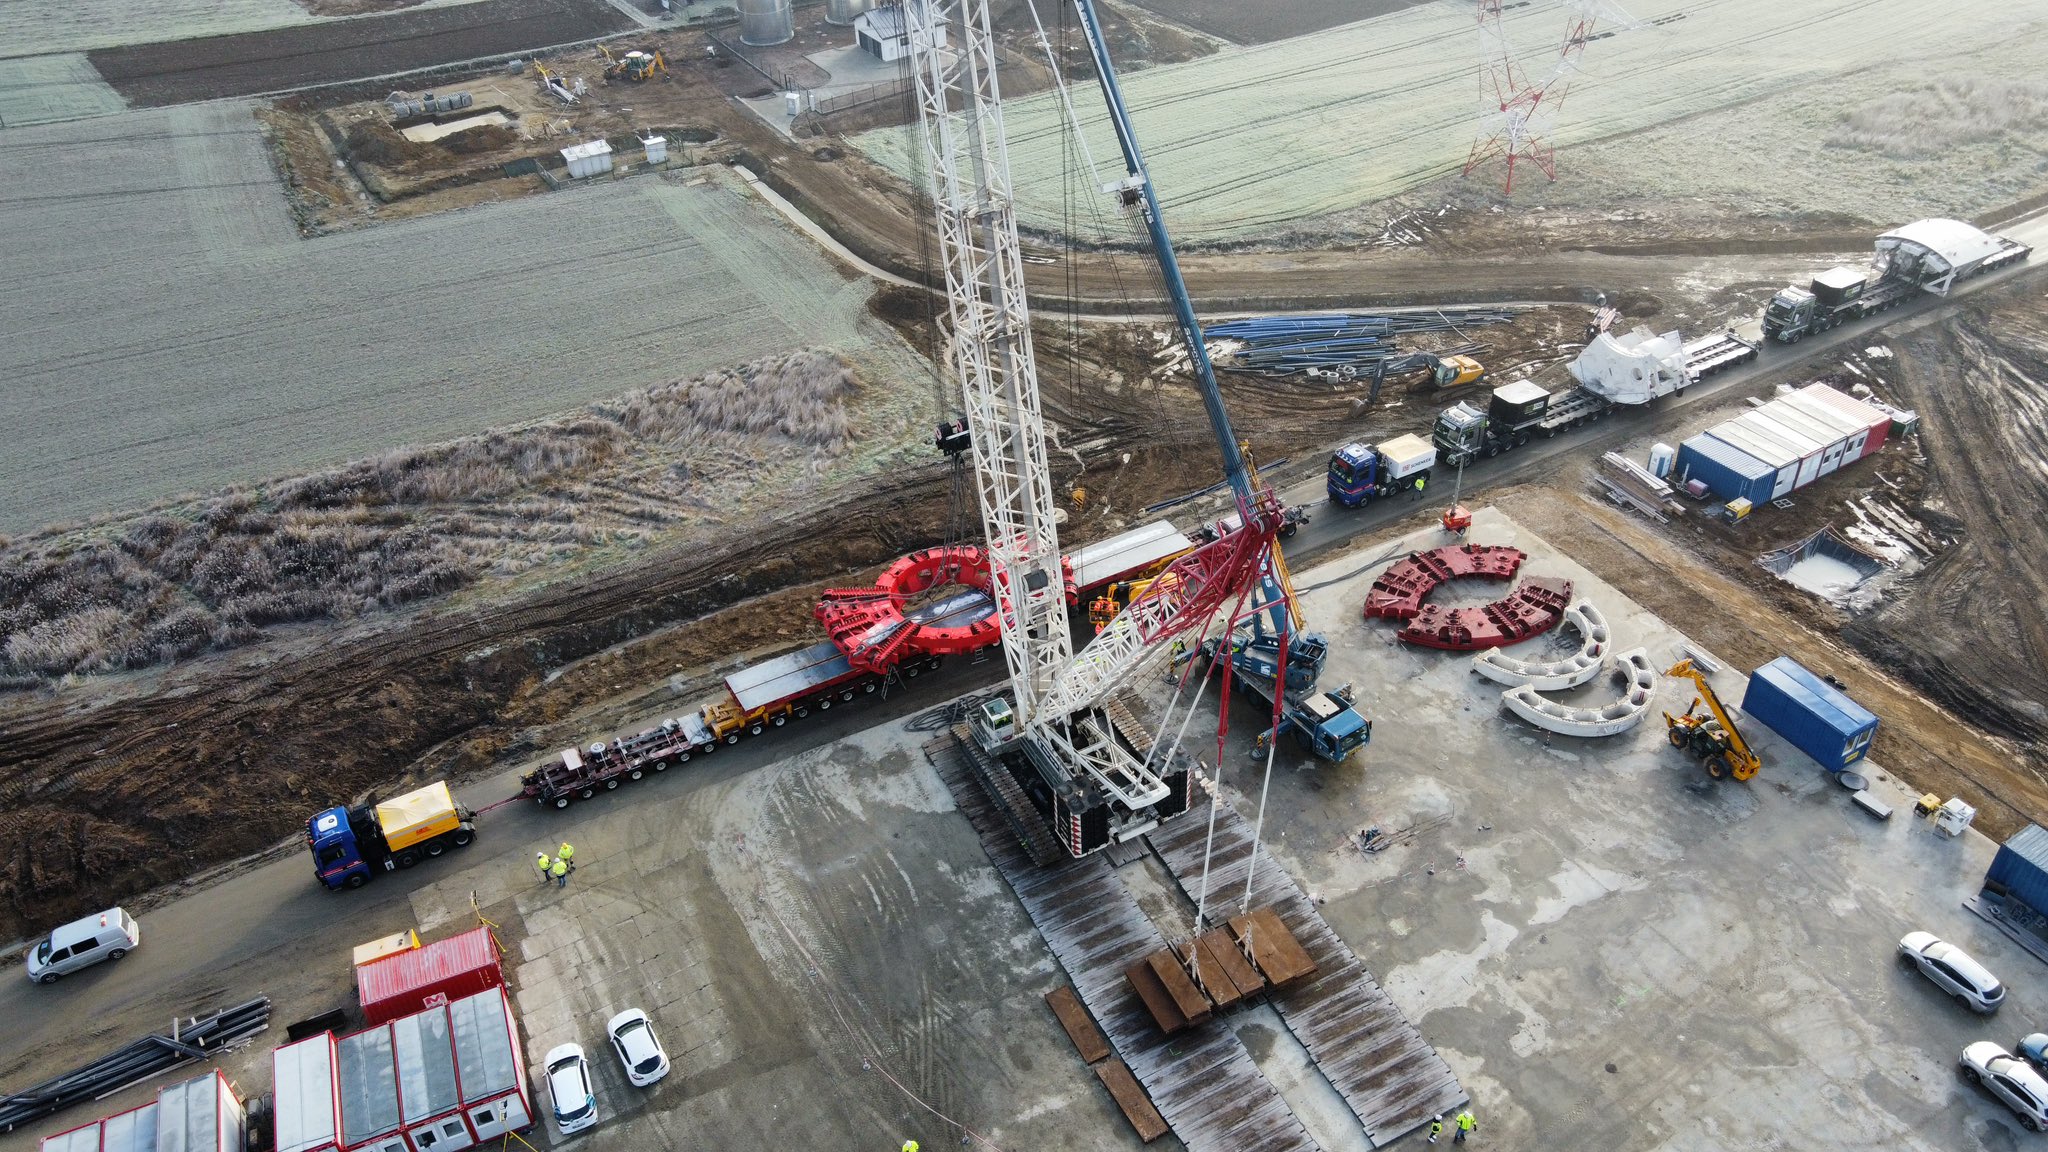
855 0 2048 242
1119 0 1428 44
0 0 481 59
88 0 633 106
0 103 879 534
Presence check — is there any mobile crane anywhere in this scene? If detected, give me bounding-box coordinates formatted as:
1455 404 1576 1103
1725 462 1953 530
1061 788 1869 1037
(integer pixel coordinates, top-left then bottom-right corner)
1662 659 1760 781
901 0 1367 856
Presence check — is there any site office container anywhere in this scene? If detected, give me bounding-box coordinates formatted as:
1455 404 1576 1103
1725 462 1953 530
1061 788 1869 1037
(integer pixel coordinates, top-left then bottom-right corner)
1798 383 1889 458
40 1070 246 1152
1985 824 2048 918
1675 434 1775 505
356 926 503 1027
275 986 532 1152
1733 411 1825 490
1741 656 1878 772
1776 392 1870 462
1757 399 1852 478
1703 422 1797 499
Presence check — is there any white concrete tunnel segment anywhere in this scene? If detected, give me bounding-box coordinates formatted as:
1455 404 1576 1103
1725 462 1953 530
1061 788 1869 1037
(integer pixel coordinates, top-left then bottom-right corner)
1472 601 1611 690
1501 646 1658 738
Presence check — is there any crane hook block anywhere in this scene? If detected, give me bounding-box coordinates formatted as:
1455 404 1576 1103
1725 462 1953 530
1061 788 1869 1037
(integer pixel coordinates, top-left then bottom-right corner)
934 419 971 456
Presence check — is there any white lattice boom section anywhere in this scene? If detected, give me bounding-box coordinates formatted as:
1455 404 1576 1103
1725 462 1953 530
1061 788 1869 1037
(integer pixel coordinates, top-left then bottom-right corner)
905 0 1074 722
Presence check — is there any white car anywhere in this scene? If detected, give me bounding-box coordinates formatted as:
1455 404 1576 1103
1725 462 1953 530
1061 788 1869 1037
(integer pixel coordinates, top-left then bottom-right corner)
607 1009 671 1087
544 1043 598 1135
1963 1041 2048 1131
1900 931 2005 1013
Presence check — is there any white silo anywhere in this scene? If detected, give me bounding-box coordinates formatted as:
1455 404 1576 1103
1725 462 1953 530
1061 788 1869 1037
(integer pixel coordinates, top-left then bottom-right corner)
826 0 873 25
738 0 794 46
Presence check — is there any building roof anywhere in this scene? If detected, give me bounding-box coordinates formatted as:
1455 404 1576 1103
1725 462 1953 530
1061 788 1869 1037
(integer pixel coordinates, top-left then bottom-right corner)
1751 656 1878 733
1877 218 2005 272
356 926 499 1012
1680 433 1772 480
856 6 907 37
559 140 612 162
273 1036 339 1152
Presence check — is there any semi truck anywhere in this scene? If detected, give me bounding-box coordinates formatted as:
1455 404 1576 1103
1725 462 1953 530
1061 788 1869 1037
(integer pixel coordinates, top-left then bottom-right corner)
1765 219 2030 343
1433 326 1762 468
1325 433 1436 508
307 781 477 890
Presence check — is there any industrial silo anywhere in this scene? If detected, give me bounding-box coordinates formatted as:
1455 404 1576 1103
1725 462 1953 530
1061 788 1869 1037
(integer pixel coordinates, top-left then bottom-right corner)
825 0 873 25
738 0 794 46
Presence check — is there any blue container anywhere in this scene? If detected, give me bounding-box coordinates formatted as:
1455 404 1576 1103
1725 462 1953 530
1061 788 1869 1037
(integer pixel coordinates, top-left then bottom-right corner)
1676 434 1775 504
1741 656 1878 771
1988 825 2048 916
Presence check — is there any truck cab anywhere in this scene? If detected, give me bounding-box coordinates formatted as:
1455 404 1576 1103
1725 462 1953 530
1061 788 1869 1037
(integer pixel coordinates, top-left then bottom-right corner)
1326 443 1384 507
307 781 476 891
1432 401 1491 468
307 805 378 890
1291 688 1371 761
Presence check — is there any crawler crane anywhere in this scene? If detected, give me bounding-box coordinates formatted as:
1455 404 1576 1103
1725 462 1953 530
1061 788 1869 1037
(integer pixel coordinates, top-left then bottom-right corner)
902 0 1367 856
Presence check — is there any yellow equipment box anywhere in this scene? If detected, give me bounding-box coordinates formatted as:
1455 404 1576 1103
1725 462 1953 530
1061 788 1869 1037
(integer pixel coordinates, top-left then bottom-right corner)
374 782 462 851
353 929 421 968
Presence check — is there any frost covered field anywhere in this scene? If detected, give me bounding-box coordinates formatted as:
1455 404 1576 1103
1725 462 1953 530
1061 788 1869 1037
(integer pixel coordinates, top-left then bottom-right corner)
0 104 879 533
856 0 2048 242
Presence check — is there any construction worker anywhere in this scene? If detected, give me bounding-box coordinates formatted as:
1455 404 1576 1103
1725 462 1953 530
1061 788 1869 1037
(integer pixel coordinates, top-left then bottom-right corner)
557 842 575 872
550 857 569 888
901 1142 918 1152
534 852 552 882
1455 1109 1476 1143
1428 1115 1443 1144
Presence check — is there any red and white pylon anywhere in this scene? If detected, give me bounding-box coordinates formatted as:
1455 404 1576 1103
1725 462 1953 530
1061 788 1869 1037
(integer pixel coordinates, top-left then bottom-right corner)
1462 0 1640 195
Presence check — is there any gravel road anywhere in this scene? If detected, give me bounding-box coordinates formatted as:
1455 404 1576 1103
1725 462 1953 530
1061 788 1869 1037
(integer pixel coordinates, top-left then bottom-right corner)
0 104 876 535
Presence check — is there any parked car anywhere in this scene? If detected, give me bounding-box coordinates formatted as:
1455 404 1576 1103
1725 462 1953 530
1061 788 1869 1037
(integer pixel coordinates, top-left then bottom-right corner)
1963 1041 2048 1131
26 908 140 985
607 1008 671 1087
2023 1033 2048 1072
545 1044 598 1135
1900 931 2005 1013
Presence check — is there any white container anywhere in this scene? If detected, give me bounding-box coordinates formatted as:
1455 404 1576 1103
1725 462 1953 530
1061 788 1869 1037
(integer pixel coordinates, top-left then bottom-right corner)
1647 442 1675 479
1936 798 1977 838
641 135 668 165
1375 433 1437 480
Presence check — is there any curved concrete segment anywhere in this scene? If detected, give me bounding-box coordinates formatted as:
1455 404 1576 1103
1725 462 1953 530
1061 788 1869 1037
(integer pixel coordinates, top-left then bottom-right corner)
1501 646 1658 738
1472 601 1612 689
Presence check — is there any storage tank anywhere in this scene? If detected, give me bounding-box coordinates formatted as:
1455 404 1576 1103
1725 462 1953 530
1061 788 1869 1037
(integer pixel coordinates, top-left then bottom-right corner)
1646 442 1675 479
739 0 794 45
826 0 873 24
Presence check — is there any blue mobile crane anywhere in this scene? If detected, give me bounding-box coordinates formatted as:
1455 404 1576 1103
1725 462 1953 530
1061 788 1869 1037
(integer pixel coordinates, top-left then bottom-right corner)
1070 0 1368 761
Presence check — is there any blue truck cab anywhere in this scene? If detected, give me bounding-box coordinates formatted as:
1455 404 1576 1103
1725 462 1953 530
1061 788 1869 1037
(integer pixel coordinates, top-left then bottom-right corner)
1327 443 1383 507
307 806 377 891
1327 434 1437 508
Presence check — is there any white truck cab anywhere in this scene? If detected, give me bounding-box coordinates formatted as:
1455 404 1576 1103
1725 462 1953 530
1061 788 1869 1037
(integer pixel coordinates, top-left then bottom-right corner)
26 907 140 985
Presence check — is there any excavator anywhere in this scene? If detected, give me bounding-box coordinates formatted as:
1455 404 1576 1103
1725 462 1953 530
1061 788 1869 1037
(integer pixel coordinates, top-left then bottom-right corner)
1662 660 1761 781
598 45 668 82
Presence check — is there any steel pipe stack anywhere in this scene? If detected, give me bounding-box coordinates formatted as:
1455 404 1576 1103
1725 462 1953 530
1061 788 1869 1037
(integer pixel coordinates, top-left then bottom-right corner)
1205 309 1514 378
0 997 272 1132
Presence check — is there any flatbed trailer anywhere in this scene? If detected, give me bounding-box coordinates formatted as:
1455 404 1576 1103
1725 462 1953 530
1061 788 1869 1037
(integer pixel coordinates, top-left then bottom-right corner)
1682 331 1760 380
520 519 1215 809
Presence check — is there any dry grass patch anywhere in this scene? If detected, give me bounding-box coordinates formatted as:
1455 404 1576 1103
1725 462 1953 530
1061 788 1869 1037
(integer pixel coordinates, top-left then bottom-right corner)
0 350 858 686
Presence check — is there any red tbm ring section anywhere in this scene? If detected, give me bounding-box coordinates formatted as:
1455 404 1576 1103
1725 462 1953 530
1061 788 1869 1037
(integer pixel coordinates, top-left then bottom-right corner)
1363 544 1526 621
814 545 1002 675
1397 576 1574 651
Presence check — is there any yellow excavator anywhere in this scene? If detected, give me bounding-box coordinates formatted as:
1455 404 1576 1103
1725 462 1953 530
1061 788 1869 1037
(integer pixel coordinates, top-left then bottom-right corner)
1662 660 1761 781
599 46 668 82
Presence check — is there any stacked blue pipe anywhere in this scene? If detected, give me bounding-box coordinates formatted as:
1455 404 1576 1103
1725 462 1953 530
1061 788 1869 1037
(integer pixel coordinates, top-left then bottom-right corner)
1206 309 1513 377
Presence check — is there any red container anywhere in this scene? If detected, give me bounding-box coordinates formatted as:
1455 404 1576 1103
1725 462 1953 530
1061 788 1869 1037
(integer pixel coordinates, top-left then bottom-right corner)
355 925 502 1026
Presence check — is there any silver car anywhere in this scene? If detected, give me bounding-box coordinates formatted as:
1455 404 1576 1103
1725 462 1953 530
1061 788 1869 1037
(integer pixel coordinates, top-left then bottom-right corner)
1963 1041 2048 1131
607 1009 671 1087
1900 931 2004 1014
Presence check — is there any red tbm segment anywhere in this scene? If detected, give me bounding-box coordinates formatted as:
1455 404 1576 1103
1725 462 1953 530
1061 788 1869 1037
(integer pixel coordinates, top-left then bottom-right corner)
1362 544 1526 621
1397 576 1573 650
813 545 1002 675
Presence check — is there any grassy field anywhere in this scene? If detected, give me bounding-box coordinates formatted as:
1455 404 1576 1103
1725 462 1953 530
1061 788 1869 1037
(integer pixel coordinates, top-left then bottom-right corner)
855 0 2048 242
0 0 477 58
0 103 880 535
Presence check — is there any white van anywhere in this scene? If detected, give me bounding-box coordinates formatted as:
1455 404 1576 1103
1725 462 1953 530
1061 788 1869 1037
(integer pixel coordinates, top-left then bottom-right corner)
26 907 140 985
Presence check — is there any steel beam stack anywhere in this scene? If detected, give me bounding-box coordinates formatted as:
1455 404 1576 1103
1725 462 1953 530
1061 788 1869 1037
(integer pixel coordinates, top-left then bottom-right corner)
0 998 271 1132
